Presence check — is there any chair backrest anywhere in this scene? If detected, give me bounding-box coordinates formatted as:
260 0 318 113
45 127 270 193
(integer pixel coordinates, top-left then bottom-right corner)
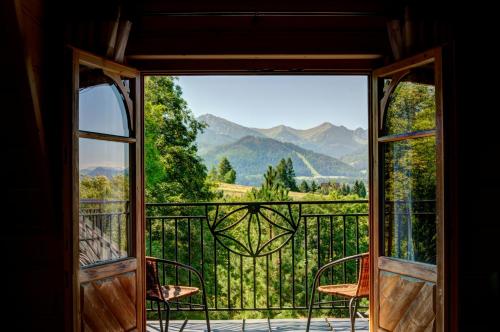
356 254 370 297
145 256 164 301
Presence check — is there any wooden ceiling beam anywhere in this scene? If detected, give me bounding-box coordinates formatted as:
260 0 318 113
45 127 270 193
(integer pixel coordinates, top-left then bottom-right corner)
133 16 387 33
130 58 382 74
135 0 387 16
127 30 390 56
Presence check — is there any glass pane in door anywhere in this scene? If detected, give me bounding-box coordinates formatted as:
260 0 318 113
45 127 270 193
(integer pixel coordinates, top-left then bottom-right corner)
78 138 130 266
383 136 437 264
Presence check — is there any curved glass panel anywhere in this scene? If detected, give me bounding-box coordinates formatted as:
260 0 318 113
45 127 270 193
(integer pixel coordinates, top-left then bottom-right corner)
79 67 130 136
79 138 130 266
384 66 436 136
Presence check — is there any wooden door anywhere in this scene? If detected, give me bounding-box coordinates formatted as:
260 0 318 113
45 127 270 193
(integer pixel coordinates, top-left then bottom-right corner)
72 49 144 331
370 49 444 332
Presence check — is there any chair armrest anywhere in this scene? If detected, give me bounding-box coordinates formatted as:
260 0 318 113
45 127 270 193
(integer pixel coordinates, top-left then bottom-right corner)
149 257 206 289
313 253 369 286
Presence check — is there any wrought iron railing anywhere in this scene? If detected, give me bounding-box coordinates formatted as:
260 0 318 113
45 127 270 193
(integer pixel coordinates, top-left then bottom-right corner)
145 200 369 315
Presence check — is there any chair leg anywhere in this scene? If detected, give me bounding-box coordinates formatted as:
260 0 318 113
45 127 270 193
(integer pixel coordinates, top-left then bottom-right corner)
203 304 211 332
165 301 170 332
305 285 317 332
349 297 359 332
157 301 163 332
200 279 211 331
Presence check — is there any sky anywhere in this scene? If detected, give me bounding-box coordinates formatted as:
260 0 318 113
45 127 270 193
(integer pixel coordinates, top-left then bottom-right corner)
177 76 368 130
78 75 369 169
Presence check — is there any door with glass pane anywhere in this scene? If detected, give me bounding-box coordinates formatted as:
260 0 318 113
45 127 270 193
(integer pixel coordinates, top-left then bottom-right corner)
72 49 144 331
371 49 443 332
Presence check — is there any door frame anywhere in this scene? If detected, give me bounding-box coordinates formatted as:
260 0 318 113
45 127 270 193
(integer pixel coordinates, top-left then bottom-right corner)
369 48 445 331
69 47 145 332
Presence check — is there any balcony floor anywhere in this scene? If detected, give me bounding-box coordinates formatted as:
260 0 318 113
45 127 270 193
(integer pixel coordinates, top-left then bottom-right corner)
146 318 369 331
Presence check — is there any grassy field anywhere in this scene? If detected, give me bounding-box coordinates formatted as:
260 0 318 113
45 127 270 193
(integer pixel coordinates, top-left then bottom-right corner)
217 183 322 200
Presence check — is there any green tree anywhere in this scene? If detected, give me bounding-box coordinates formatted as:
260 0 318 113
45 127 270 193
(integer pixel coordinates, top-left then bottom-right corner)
285 158 298 191
223 169 236 184
207 166 218 182
299 180 310 193
218 157 233 178
276 158 298 191
144 76 212 202
249 165 288 201
340 183 351 195
310 181 318 192
216 157 236 184
353 180 367 198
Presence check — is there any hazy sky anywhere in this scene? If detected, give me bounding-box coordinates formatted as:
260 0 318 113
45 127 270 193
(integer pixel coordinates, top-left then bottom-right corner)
177 76 368 130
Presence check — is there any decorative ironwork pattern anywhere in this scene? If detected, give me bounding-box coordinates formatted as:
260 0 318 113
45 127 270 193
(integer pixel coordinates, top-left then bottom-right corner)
209 203 299 257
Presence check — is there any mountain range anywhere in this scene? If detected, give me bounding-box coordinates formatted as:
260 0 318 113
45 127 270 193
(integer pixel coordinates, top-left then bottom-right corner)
197 114 368 186
80 166 128 178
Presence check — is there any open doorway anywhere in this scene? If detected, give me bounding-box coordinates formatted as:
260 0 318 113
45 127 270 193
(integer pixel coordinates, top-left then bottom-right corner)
143 75 370 331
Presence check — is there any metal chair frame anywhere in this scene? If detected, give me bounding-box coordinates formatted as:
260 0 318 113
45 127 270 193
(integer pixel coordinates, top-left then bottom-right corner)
146 257 211 332
306 253 369 332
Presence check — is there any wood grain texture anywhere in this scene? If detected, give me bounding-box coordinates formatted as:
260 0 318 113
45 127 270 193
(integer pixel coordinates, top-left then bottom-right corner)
74 47 139 77
378 257 437 282
118 272 137 305
93 275 137 330
81 271 137 332
379 272 435 332
80 258 137 283
373 49 437 77
394 282 435 331
82 282 123 331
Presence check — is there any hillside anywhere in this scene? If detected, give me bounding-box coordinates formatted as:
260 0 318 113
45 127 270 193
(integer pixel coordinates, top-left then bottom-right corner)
197 114 367 166
201 136 361 186
196 114 264 153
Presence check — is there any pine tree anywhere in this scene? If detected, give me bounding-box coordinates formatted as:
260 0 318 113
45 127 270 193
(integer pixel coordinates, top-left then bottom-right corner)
299 180 310 193
341 183 351 195
276 159 287 186
353 180 360 196
224 169 236 184
276 158 298 191
207 166 218 182
358 180 367 198
218 157 233 178
250 165 288 201
286 158 298 191
310 181 318 192
215 157 237 184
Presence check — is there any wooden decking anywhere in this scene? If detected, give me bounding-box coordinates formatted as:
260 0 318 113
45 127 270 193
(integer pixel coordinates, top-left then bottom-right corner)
146 318 369 331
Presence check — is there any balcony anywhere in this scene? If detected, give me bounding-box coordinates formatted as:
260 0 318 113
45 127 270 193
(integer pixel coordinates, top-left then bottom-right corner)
145 200 369 331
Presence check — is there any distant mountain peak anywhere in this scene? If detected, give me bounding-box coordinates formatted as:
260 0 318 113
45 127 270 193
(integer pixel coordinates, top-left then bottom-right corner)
317 122 334 129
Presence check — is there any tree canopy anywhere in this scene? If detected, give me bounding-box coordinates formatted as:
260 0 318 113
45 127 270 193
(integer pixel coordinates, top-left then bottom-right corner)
144 76 212 202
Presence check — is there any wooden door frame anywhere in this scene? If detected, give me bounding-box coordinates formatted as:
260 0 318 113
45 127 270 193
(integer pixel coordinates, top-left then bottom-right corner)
369 48 445 332
69 47 145 332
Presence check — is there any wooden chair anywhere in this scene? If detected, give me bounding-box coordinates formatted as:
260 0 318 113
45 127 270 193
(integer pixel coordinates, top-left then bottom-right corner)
306 253 369 332
146 256 211 332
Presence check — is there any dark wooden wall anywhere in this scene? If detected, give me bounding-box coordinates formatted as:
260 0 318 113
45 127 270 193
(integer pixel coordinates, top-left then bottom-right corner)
1 0 65 330
1 0 498 330
448 17 500 330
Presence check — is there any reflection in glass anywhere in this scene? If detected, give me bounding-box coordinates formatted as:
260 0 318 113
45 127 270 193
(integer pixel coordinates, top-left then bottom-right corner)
79 66 130 136
79 138 130 266
383 137 436 264
385 68 435 136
